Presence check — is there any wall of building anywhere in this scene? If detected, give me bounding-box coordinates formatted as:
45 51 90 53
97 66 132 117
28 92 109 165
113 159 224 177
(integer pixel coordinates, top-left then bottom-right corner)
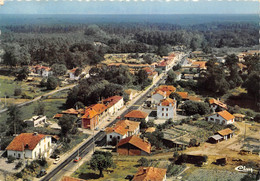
157 104 176 119
206 114 234 125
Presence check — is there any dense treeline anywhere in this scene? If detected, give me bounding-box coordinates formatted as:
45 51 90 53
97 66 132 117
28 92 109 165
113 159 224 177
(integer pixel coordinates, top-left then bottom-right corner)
0 22 257 69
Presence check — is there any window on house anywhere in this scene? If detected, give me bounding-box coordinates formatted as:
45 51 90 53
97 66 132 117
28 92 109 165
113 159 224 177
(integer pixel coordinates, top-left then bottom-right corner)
166 113 168 116
110 135 112 138
162 108 164 111
210 118 214 121
117 136 120 140
14 153 16 156
18 153 21 158
166 108 168 111
162 113 164 116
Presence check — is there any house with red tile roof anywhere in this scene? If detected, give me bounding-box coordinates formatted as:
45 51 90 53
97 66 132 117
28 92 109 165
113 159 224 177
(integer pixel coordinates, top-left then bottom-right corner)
151 90 166 105
124 110 149 122
116 135 151 156
124 89 138 101
103 96 124 116
81 108 99 130
157 98 176 119
30 65 53 77
192 61 207 70
216 128 234 140
209 98 227 112
176 92 189 100
142 67 158 83
105 120 140 145
206 110 235 125
69 68 80 80
6 133 52 160
155 85 176 97
132 167 167 181
88 103 108 119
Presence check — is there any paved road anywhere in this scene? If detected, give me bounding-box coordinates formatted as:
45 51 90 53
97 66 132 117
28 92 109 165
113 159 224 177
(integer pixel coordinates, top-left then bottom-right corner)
0 84 76 114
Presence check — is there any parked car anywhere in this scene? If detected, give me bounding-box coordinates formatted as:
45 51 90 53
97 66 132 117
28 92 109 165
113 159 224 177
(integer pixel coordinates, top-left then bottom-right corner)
74 156 82 162
36 169 47 178
53 157 60 164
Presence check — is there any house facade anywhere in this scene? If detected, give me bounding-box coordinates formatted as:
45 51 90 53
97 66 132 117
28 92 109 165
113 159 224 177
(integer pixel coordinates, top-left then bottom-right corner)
69 68 80 80
24 115 47 127
151 90 166 105
206 110 235 125
81 108 99 130
30 65 53 77
157 98 177 119
6 133 52 160
103 96 124 116
124 110 149 122
116 135 151 156
106 120 140 145
209 98 228 112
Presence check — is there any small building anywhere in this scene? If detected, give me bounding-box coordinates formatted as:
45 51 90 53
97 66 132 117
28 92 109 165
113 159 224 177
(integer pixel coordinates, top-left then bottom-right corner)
105 120 140 145
132 167 167 181
88 103 108 120
157 98 177 119
103 96 124 116
30 65 53 77
176 92 189 101
233 113 245 122
151 90 166 105
124 89 138 101
209 98 228 112
124 110 149 122
81 108 99 130
143 67 158 83
206 110 235 125
208 135 223 144
191 61 207 70
68 68 80 80
116 135 151 156
62 108 81 117
24 115 47 127
216 128 234 140
6 133 52 159
155 85 176 97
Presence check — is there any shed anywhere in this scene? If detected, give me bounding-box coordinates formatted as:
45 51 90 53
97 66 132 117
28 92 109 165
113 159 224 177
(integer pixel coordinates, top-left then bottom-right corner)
208 135 223 144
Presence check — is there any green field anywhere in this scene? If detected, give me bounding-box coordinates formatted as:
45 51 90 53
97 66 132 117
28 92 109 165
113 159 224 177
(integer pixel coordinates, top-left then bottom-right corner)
0 98 66 123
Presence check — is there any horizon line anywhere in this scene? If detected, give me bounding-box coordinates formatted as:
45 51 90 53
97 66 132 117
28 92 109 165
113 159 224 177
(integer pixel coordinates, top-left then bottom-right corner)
0 13 257 15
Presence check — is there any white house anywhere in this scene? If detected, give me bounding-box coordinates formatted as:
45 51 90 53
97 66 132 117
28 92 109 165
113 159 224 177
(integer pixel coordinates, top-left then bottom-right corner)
105 120 140 145
69 68 80 80
124 89 138 101
157 98 177 119
6 133 52 160
206 110 235 125
103 96 124 116
30 65 53 77
24 115 47 127
209 98 228 112
151 90 166 105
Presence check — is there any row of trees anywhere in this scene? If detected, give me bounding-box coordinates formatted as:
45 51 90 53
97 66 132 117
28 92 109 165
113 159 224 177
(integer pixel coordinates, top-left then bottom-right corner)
1 22 258 69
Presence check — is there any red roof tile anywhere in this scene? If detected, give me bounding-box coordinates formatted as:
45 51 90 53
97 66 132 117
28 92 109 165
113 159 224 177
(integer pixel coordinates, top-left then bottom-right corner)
61 176 87 181
209 98 227 109
217 128 233 136
176 92 188 99
124 110 148 119
81 108 98 119
6 133 47 151
159 98 176 106
217 110 234 121
103 96 123 107
88 104 107 115
117 135 151 154
132 167 167 181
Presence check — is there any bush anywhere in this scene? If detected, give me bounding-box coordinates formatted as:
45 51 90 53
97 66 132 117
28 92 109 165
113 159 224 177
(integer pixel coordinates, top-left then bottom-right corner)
15 161 23 169
14 88 22 96
7 155 16 163
15 172 23 178
37 158 47 167
138 157 149 167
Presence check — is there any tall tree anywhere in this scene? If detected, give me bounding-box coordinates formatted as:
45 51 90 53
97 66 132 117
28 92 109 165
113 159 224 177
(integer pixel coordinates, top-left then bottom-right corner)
51 64 68 76
90 151 114 177
6 105 25 135
33 102 46 115
58 114 77 138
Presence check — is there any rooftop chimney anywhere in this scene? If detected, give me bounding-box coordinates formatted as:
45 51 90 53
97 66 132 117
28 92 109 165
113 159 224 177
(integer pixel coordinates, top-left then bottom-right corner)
33 132 38 136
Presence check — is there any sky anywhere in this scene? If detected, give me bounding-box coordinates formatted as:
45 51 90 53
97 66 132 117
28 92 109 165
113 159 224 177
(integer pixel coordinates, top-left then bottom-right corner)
0 0 258 14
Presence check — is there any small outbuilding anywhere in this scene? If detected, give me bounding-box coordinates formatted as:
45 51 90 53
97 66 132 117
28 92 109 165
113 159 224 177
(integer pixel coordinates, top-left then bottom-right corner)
208 135 223 144
216 128 234 140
